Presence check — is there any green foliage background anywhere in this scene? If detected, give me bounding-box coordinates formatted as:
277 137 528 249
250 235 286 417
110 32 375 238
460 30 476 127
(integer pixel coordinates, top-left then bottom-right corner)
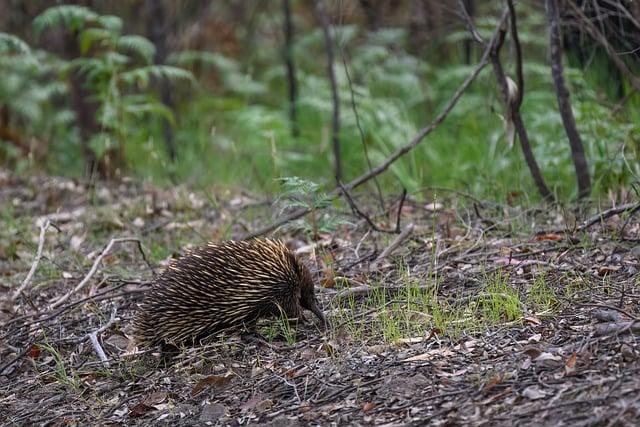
0 3 638 202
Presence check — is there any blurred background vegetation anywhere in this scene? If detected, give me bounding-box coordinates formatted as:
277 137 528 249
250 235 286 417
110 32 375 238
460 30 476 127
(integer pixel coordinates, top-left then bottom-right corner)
0 0 638 203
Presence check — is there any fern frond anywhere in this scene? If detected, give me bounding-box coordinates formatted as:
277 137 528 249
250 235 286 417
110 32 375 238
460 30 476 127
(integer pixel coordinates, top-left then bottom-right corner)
79 28 113 54
33 5 98 34
96 15 123 33
116 35 156 64
119 65 195 87
0 33 32 54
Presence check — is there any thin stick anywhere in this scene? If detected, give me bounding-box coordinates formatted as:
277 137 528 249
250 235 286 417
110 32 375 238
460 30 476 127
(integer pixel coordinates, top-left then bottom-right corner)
577 202 640 232
12 219 50 301
337 179 391 233
342 54 385 212
394 188 407 233
87 306 118 366
371 222 415 269
49 237 151 310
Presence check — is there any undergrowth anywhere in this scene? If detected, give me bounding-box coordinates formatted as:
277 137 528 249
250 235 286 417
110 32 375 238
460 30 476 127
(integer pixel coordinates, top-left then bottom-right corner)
0 4 638 203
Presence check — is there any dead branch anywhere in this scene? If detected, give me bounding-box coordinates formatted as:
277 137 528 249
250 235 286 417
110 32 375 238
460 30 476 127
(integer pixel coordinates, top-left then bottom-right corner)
315 0 342 181
546 0 591 199
577 202 640 231
11 219 51 302
242 12 509 240
594 320 640 336
86 306 118 367
337 180 396 233
394 188 407 232
49 237 151 310
458 0 554 200
565 1 640 93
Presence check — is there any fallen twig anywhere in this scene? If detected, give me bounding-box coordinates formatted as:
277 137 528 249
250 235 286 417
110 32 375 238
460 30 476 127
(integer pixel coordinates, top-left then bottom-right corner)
371 223 415 269
49 237 151 310
12 219 51 302
86 306 118 366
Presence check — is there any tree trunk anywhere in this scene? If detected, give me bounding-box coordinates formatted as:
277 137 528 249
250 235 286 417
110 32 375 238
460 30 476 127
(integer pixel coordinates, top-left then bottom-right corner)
283 0 299 138
545 0 591 199
146 0 178 163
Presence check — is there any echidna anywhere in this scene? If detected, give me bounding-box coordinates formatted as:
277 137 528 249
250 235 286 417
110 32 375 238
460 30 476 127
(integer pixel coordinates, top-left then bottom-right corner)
134 238 326 347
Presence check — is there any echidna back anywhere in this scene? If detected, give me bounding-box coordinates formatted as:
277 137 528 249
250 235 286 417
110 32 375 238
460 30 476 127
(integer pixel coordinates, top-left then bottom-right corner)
135 239 312 346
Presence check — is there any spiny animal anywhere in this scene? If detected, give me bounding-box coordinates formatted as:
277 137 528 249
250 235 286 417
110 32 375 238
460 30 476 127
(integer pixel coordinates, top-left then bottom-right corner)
134 238 326 347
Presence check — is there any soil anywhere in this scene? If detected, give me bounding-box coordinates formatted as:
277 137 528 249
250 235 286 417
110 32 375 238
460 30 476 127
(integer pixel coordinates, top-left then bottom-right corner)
1 173 639 426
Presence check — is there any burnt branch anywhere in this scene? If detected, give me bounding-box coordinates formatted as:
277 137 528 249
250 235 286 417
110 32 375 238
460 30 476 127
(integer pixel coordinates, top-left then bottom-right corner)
546 0 591 199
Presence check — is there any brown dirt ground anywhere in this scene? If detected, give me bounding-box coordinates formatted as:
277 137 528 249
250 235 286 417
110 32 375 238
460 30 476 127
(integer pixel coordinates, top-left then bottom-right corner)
1 173 639 426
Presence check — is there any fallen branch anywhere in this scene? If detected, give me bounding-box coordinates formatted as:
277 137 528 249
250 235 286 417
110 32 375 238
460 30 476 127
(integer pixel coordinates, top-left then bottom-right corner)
577 202 640 232
86 306 118 366
594 320 640 337
12 219 50 301
242 12 509 240
49 237 151 310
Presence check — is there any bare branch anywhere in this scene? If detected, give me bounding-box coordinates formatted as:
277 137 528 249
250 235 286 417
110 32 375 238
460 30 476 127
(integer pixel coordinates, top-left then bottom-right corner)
49 237 151 310
86 306 118 367
342 54 385 212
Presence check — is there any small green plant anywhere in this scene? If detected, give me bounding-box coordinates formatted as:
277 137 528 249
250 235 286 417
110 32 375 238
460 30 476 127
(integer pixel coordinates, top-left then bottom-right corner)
37 341 81 391
478 270 523 323
276 176 340 237
264 306 297 345
528 272 558 312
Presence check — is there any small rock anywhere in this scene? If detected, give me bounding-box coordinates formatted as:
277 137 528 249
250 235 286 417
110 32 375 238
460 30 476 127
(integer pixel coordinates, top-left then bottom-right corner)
199 403 226 423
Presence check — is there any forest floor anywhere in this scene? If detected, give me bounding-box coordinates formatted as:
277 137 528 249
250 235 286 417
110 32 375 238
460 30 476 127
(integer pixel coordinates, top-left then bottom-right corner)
1 171 640 426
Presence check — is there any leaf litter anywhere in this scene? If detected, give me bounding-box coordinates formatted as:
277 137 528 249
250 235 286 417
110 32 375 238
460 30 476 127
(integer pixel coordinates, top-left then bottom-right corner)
0 173 639 425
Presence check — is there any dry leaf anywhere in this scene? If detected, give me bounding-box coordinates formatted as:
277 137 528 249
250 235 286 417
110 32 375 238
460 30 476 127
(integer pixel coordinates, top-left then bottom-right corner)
483 373 503 392
534 233 563 241
29 344 41 359
564 352 577 375
191 375 232 397
522 385 546 400
362 402 376 412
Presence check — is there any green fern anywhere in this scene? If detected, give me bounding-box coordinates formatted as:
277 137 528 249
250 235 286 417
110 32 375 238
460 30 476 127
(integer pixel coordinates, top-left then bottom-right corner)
0 33 32 55
33 5 99 34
